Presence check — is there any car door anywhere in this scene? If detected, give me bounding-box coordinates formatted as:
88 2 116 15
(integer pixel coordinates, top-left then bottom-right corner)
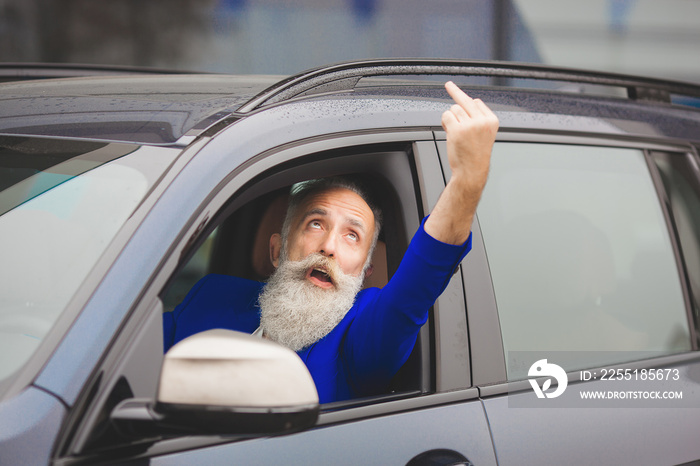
447 137 700 465
57 130 497 465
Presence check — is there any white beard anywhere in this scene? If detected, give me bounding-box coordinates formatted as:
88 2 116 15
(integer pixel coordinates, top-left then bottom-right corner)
258 253 364 351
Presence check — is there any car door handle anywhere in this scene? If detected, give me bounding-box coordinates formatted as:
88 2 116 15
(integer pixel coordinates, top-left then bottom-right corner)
406 448 474 466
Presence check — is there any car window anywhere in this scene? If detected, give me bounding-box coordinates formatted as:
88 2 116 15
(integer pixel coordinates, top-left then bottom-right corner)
159 146 428 403
477 142 691 378
652 151 700 328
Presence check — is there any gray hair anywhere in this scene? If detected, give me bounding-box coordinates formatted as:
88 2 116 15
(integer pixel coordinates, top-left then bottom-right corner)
280 176 383 268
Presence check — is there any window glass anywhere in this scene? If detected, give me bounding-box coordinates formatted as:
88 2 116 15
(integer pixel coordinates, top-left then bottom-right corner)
477 143 690 378
0 141 178 385
652 151 700 330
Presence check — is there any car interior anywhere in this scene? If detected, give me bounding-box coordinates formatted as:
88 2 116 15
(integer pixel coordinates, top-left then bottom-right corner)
160 143 433 405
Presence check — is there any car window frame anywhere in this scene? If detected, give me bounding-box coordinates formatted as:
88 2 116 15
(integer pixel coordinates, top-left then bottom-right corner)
645 147 699 348
650 146 700 347
60 129 485 461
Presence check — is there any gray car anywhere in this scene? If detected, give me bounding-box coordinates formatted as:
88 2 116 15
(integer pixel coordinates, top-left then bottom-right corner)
1 59 700 465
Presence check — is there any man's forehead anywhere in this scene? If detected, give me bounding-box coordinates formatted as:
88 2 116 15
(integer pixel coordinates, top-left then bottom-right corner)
297 187 374 226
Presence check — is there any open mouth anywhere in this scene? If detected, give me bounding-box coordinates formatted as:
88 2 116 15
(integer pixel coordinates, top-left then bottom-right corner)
307 266 335 289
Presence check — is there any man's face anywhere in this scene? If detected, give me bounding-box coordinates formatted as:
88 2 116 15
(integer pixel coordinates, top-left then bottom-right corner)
261 187 375 351
282 187 375 287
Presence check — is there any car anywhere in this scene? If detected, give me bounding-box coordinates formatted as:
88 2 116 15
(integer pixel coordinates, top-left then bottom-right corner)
1 58 700 465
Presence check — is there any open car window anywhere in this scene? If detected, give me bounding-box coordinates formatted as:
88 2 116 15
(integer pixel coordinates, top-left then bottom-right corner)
160 144 431 405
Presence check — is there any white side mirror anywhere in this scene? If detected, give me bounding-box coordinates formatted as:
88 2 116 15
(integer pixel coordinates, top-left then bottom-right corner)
111 329 319 437
159 329 318 407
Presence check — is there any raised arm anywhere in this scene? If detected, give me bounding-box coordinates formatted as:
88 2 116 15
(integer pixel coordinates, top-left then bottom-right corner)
424 81 499 245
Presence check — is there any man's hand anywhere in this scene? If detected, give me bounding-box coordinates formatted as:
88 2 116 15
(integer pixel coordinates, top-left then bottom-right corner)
424 81 499 245
442 81 499 197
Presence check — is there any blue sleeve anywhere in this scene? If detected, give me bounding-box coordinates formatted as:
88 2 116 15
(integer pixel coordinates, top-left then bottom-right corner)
162 276 211 353
343 217 472 394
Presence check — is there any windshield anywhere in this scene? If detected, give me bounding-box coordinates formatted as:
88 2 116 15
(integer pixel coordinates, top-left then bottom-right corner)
0 136 178 385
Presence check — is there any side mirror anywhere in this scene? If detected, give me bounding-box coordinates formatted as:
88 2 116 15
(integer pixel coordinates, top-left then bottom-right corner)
111 329 319 437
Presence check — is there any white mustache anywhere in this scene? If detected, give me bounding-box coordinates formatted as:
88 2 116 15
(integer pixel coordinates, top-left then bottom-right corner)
289 252 343 286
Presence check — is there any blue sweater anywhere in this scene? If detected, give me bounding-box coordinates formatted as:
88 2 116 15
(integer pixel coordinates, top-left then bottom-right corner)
163 219 471 403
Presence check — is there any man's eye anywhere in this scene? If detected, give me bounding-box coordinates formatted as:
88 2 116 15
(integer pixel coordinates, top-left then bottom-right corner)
310 221 322 229
347 232 358 242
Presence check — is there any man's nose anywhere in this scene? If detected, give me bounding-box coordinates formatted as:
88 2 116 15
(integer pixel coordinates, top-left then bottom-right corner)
318 232 337 257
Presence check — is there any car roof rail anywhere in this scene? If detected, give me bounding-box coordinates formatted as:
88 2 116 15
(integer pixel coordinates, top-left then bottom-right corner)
238 58 700 112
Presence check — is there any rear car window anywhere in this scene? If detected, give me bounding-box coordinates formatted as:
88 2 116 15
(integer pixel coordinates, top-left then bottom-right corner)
478 142 691 378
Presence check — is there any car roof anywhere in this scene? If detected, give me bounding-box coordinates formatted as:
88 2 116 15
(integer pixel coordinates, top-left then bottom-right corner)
0 73 282 145
2 59 700 146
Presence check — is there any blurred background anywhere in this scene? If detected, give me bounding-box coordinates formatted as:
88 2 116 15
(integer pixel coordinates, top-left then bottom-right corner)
1 0 698 83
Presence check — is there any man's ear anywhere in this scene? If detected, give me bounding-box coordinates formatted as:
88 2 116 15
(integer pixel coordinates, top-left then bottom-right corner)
269 233 282 268
364 264 374 280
